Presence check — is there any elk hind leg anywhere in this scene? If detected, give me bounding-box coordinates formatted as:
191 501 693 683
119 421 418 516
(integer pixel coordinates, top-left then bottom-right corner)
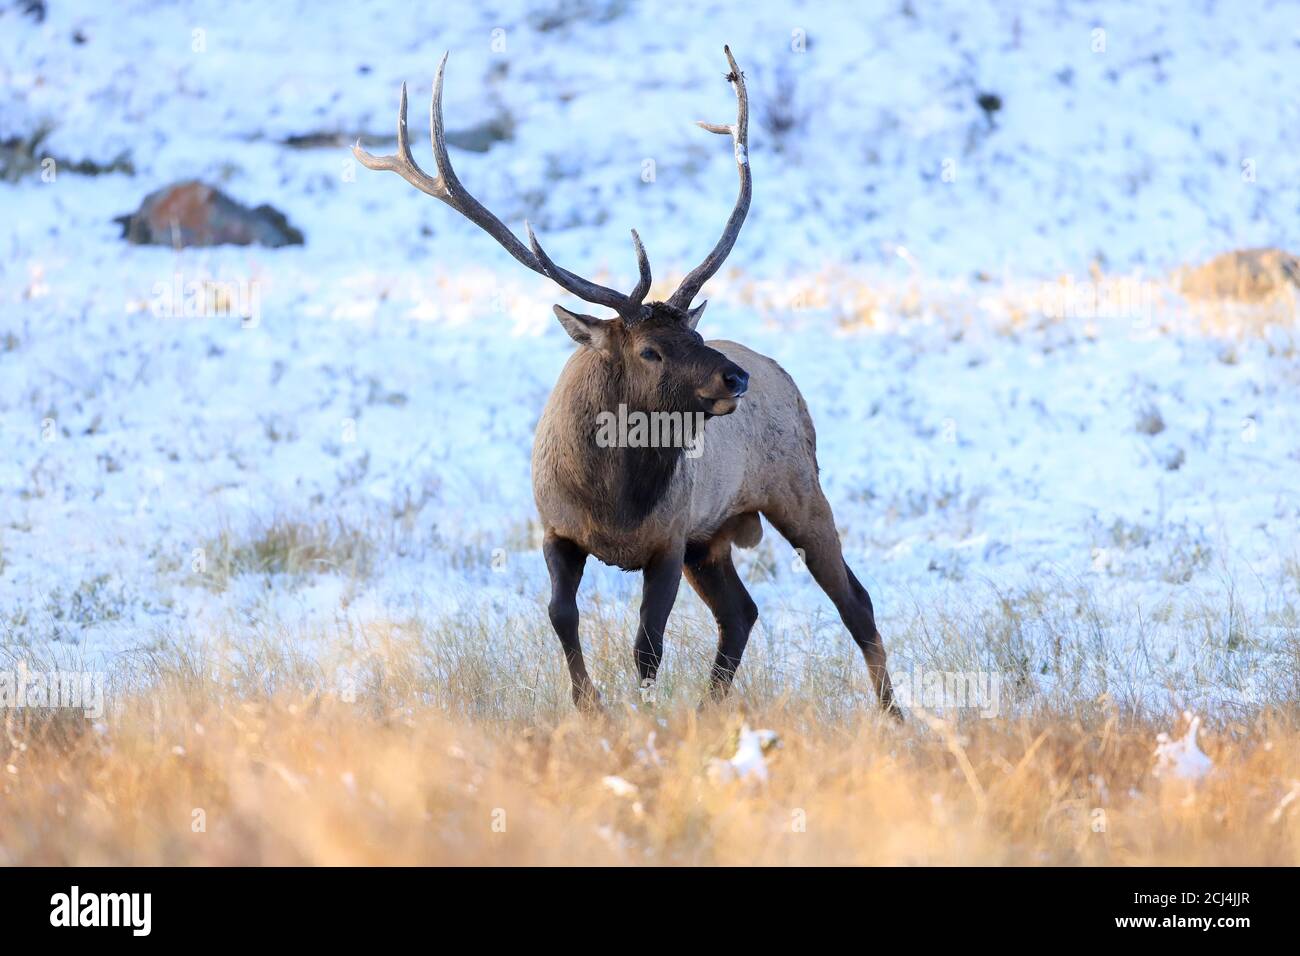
766 496 901 719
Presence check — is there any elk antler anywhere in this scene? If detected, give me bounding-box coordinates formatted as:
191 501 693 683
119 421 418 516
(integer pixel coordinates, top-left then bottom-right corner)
354 52 652 320
667 46 751 313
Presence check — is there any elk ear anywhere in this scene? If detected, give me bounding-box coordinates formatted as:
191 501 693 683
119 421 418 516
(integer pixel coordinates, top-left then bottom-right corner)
684 300 707 330
553 305 615 353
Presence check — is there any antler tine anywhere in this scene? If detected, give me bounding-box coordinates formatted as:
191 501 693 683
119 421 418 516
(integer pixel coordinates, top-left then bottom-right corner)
667 45 751 312
355 52 651 318
353 79 448 200
420 52 537 274
525 223 638 314
627 229 652 309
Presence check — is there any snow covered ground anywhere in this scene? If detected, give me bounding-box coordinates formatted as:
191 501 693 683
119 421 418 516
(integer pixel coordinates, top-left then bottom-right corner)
2 0 1298 715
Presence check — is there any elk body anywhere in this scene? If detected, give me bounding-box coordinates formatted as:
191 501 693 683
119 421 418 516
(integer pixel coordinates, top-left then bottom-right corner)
356 47 899 717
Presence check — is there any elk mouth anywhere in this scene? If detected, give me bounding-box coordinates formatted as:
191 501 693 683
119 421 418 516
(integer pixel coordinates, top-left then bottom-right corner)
698 389 745 416
698 368 749 415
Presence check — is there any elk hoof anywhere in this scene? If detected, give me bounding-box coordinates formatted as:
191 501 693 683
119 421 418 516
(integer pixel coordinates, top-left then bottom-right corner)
637 678 658 708
573 686 603 715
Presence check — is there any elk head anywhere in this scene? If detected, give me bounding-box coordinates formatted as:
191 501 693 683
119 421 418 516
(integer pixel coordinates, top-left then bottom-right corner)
353 46 753 417
552 301 749 417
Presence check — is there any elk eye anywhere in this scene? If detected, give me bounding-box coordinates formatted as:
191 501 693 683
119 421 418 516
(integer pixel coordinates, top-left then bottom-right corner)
639 348 662 362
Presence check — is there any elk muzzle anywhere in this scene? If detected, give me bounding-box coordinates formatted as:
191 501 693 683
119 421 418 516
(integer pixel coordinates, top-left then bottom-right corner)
697 360 749 416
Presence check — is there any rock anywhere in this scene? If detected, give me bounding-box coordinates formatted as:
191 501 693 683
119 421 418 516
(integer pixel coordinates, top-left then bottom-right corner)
1178 247 1300 303
115 181 304 248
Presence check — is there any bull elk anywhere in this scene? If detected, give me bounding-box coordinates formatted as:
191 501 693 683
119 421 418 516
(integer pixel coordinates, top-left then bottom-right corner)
355 47 899 718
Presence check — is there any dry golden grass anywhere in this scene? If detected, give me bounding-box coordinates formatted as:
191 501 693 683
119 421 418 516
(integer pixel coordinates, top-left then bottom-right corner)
2 626 1297 866
718 248 1300 353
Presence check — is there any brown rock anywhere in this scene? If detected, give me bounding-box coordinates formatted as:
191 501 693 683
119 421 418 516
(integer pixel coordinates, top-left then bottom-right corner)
115 181 304 248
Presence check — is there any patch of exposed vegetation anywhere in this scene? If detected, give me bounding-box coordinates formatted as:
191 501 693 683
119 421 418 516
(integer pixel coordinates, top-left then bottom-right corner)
192 516 376 590
0 127 134 183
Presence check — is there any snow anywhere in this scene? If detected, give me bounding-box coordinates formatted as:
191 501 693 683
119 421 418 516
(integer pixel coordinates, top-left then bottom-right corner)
1 1 1298 714
1153 712 1214 782
601 775 638 798
708 724 781 784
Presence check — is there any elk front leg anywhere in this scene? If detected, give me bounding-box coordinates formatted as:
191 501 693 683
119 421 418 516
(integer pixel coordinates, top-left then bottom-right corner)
633 548 684 697
544 531 599 712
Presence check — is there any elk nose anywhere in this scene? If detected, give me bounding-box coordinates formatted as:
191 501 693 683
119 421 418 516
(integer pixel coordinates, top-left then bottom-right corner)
722 367 749 396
